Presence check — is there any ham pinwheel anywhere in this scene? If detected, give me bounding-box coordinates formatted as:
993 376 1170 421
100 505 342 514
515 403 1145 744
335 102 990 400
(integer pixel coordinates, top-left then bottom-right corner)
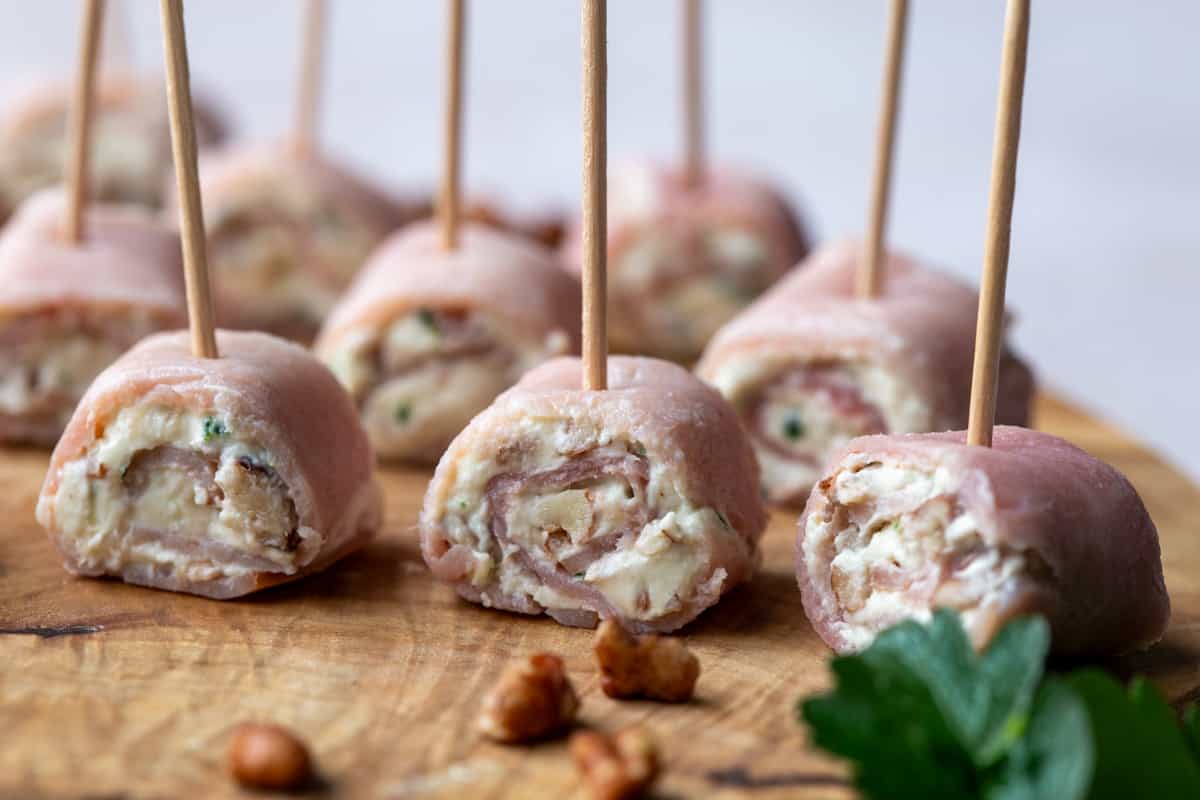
0 73 227 224
0 189 185 445
561 161 808 362
315 221 581 464
796 426 1170 656
182 144 417 343
420 356 766 633
697 240 1034 505
36 330 382 598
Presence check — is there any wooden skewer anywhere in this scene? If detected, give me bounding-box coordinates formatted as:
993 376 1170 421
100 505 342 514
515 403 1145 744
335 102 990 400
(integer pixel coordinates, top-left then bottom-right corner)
438 0 465 251
292 0 326 158
160 0 218 359
967 0 1030 447
581 0 607 391
65 0 106 244
858 0 909 299
682 0 704 188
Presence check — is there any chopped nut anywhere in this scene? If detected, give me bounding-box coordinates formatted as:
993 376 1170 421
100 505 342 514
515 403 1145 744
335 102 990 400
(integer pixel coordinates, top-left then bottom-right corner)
570 727 661 800
594 619 700 702
226 722 313 791
477 652 579 743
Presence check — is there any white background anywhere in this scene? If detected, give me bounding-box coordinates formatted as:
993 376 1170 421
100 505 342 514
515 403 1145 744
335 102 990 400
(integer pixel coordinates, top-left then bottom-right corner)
3 1 1197 480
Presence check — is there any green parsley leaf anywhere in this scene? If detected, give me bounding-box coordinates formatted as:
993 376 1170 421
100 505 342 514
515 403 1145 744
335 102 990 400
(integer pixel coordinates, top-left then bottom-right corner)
799 610 1053 799
1066 671 1200 799
394 402 412 424
800 611 1200 800
983 678 1092 800
783 413 805 441
1183 706 1200 765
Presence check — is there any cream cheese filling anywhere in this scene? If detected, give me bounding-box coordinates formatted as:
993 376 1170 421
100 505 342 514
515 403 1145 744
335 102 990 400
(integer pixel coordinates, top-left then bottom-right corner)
48 403 308 583
322 310 568 461
709 355 931 502
804 457 1031 651
435 416 734 622
611 226 773 356
0 334 121 421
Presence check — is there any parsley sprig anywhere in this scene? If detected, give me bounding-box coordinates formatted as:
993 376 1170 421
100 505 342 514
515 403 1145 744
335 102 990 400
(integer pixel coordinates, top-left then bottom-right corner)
799 610 1200 799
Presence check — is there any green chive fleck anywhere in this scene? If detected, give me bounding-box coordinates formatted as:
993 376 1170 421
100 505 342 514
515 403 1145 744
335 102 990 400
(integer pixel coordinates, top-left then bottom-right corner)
783 413 805 441
416 308 438 334
203 416 228 442
574 571 586 579
631 440 648 458
394 402 413 424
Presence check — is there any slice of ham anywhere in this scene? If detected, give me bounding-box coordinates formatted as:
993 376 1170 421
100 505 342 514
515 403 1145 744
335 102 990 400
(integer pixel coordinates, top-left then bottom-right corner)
421 355 766 633
0 190 187 445
0 72 227 223
0 189 186 316
318 220 581 353
180 142 420 341
36 330 382 599
795 426 1170 656
560 161 809 360
697 239 1035 504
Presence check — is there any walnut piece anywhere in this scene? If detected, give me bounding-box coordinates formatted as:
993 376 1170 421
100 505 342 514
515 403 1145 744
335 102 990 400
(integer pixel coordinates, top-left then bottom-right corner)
570 727 661 800
226 722 313 791
594 619 700 702
477 652 580 743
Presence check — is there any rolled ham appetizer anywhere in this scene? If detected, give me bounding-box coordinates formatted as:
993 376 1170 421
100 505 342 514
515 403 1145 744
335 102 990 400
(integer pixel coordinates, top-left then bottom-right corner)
561 161 809 362
36 329 382 598
315 221 581 464
697 240 1034 506
183 143 417 342
420 356 766 633
0 73 227 224
796 426 1170 656
0 189 186 445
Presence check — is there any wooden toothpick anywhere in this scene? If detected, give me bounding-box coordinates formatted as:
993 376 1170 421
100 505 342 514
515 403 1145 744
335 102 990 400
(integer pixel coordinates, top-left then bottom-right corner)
292 0 326 158
65 0 106 244
581 0 607 391
858 0 908 299
160 0 218 359
438 0 465 251
967 0 1030 447
682 0 704 188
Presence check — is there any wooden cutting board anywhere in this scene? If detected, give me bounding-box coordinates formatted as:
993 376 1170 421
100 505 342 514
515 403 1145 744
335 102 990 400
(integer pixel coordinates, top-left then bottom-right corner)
2 394 1197 800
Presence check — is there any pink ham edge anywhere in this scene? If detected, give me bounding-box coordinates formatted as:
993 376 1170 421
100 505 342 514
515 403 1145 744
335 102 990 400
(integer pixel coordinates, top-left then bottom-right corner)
795 425 1170 656
317 220 581 355
179 142 420 340
0 189 187 444
420 355 766 633
0 73 228 223
36 330 383 599
696 239 1035 503
559 160 809 359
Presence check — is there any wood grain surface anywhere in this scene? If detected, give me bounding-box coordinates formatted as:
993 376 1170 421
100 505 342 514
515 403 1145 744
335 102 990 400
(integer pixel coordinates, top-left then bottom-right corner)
1 394 1197 799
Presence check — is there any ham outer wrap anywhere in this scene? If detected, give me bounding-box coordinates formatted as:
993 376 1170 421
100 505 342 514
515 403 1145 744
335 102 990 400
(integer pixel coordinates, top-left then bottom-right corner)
795 426 1169 656
184 143 415 341
37 330 382 598
316 221 581 464
561 161 809 361
420 356 766 633
0 190 186 444
698 239 1034 505
0 72 227 221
